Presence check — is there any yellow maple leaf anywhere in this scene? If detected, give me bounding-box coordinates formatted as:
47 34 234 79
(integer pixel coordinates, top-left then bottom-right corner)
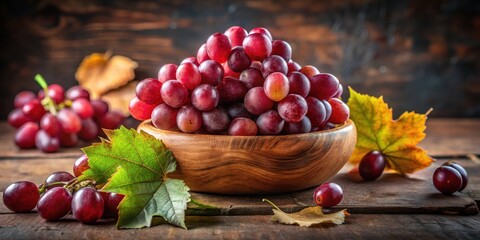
346 87 434 174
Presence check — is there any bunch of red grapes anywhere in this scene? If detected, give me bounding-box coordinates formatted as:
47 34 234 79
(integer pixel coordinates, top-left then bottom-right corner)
8 75 125 153
129 26 350 135
2 155 123 224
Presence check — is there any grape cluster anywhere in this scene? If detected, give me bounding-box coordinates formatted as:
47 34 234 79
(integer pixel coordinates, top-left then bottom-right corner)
2 155 124 223
433 161 468 195
8 75 125 152
130 26 350 136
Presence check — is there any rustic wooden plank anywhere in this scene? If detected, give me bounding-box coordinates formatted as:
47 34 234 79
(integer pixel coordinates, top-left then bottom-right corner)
0 213 479 240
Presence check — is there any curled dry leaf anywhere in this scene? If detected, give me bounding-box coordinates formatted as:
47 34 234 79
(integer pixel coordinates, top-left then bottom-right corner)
263 199 348 227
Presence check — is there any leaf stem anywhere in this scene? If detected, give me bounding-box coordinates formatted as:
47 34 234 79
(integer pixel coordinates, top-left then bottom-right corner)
262 198 281 211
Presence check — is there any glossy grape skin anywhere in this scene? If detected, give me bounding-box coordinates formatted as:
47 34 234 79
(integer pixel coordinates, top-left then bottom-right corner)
243 33 272 61
256 110 285 135
135 78 163 105
271 40 292 62
37 187 72 221
199 60 224 86
65 86 90 101
300 65 320 79
239 68 264 89
107 193 125 219
306 97 327 128
287 60 301 73
151 103 179 130
128 97 156 121
15 122 39 149
227 103 252 119
22 99 46 121
202 107 230 133
90 99 109 118
287 71 310 97
359 151 386 181
222 62 241 78
250 61 262 71
73 155 90 177
57 108 82 133
35 130 60 153
262 55 288 78
244 87 274 115
228 117 258 136
206 32 232 63
277 94 308 123
313 182 343 208
14 91 37 108
249 27 272 40
217 77 248 104
40 113 60 137
177 105 203 133
227 46 251 73
98 111 125 130
263 72 289 102
3 181 40 212
78 118 99 141
310 73 340 100
191 84 219 111
224 26 248 47
433 166 463 195
8 108 32 128
284 117 312 134
443 162 468 191
196 43 211 64
160 80 188 108
59 131 78 147
72 98 95 119
322 100 332 124
334 84 343 99
181 56 199 66
47 84 65 104
72 188 104 224
158 64 178 83
45 171 74 186
328 98 350 124
176 62 202 90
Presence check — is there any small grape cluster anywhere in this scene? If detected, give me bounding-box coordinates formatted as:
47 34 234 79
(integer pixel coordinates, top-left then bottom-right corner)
2 155 123 223
433 161 468 195
129 26 350 135
8 75 125 153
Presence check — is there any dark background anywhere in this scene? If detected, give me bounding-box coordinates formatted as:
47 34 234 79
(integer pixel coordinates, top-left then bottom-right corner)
1 0 479 119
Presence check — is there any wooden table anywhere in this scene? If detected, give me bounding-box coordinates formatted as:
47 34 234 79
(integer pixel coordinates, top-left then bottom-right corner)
1 119 479 239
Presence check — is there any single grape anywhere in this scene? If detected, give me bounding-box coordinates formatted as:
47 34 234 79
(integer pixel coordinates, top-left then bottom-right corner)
176 105 203 133
202 107 230 133
72 98 95 119
135 78 163 105
228 46 251 73
15 122 39 149
228 117 258 136
262 55 288 78
99 192 112 218
263 72 289 102
306 97 327 128
322 100 332 124
151 103 179 130
249 27 272 40
158 63 178 83
65 86 90 101
250 61 262 71
225 26 248 47
334 84 343 99
71 187 104 224
217 77 248 104
47 84 65 104
256 110 284 135
35 130 60 153
40 113 60 137
57 108 82 133
283 117 312 134
239 68 264 89
300 65 320 79
198 60 224 86
107 193 125 219
443 162 468 191
359 151 386 181
433 166 463 195
78 118 99 141
227 103 252 119
90 99 109 118
243 33 272 61
59 131 78 147
244 87 274 115
98 111 125 130
161 80 188 108
22 99 46 121
271 40 292 62
37 187 72 221
277 94 308 123
181 56 199 66
14 91 36 108
73 155 90 177
222 62 241 78
3 181 40 212
191 84 219 111
328 98 350 124
45 171 74 186
287 60 301 73
8 108 33 128
129 97 157 121
313 182 343 208
288 71 310 97
310 73 339 100
206 32 232 63
196 43 211 64
176 62 201 90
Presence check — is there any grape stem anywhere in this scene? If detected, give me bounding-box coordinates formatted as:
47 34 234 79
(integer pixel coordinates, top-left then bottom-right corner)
38 181 70 194
262 198 281 211
34 74 58 115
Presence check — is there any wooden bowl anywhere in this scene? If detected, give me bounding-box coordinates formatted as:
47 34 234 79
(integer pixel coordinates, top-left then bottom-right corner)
138 120 356 195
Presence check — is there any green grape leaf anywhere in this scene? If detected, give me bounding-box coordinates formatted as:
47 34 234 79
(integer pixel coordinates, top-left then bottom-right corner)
80 126 190 229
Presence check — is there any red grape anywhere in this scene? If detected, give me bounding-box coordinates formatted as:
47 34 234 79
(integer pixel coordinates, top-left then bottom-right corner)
196 43 211 64
328 98 350 124
40 113 60 137
225 26 248 47
433 166 463 195
191 84 219 111
244 87 273 115
287 60 301 73
306 97 327 127
277 94 308 123
151 103 179 130
57 108 82 133
160 80 188 108
228 46 251 73
310 73 339 100
442 162 468 191
217 77 248 104
14 91 36 108
135 78 163 105
359 151 386 181
73 155 90 177
3 181 40 213
287 71 310 97
177 105 203 133
250 61 262 71
263 72 289 102
72 98 95 119
262 55 288 78
227 103 252 119
228 117 258 136
37 187 72 221
35 130 60 153
222 62 241 78
239 68 264 89
300 65 320 79
45 171 74 186
249 27 272 40
176 62 201 90
60 131 78 147
181 56 199 66
256 110 284 135
90 99 109 118
271 40 292 62
79 118 99 141
322 100 332 124
72 187 104 224
47 84 65 104
22 99 46 121
98 111 125 130
206 32 232 63
334 84 343 99
8 108 32 128
199 60 224 86
129 97 157 121
65 86 90 101
284 117 312 134
107 193 124 219
313 182 343 208
15 122 39 149
158 64 178 83
202 107 230 133
243 33 272 61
